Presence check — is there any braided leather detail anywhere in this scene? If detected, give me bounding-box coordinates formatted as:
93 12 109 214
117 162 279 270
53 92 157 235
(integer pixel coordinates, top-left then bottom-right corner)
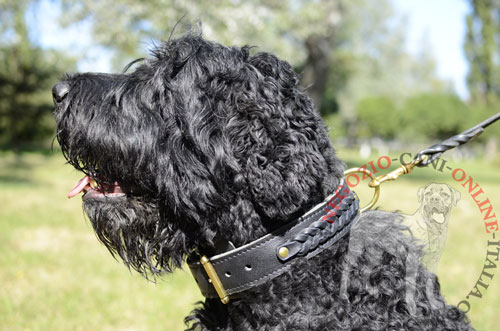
416 112 500 167
416 127 483 166
277 189 359 262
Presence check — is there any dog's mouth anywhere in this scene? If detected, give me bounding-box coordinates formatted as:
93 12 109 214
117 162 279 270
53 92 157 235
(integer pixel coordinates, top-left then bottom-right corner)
68 175 126 199
424 204 449 224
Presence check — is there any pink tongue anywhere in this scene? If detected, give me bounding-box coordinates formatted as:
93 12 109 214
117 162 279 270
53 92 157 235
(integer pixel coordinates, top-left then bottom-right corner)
68 175 91 199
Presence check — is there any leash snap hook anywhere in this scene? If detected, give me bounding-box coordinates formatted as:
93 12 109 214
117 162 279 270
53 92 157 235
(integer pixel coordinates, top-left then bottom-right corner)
344 155 428 212
368 154 428 188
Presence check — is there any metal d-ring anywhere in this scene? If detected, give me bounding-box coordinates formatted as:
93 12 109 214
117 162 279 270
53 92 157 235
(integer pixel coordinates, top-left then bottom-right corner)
343 168 381 213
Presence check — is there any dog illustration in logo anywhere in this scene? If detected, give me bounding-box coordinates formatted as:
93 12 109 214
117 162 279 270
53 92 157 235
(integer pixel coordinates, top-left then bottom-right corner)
404 183 461 272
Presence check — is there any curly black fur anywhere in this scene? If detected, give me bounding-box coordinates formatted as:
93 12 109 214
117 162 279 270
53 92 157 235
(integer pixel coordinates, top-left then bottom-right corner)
54 31 474 330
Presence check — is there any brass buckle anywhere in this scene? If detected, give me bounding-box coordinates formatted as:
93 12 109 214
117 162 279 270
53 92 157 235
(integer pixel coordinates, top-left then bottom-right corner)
200 256 230 304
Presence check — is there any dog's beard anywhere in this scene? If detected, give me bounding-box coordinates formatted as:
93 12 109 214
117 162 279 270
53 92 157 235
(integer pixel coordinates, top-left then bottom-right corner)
83 197 183 276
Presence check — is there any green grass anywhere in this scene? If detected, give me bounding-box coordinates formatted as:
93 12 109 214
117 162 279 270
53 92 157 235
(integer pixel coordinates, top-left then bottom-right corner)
0 151 203 330
1 150 499 330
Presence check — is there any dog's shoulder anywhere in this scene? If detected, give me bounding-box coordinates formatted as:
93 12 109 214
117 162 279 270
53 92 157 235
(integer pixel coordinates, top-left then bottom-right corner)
353 210 410 238
348 210 425 260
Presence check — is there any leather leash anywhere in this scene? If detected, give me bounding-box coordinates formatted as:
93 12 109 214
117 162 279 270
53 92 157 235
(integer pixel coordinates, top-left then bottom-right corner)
347 112 500 210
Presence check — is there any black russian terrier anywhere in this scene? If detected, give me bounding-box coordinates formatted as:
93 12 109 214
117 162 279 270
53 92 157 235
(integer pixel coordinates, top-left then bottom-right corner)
53 32 474 330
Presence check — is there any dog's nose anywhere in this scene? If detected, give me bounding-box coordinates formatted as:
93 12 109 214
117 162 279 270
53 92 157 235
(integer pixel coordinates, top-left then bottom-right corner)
430 196 440 203
52 82 70 103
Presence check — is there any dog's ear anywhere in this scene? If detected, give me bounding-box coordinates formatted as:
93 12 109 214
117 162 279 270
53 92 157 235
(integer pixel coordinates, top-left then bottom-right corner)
153 38 343 247
225 50 343 226
417 185 427 203
449 185 461 206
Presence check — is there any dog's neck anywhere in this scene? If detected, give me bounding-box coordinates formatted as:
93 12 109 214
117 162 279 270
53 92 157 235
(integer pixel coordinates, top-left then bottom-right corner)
185 209 472 331
188 230 352 330
188 183 358 305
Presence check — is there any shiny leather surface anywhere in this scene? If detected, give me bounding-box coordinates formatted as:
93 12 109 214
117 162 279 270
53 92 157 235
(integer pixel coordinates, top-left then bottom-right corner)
188 184 358 300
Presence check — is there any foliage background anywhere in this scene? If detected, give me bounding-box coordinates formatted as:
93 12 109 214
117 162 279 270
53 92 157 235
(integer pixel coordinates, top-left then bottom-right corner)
1 0 500 330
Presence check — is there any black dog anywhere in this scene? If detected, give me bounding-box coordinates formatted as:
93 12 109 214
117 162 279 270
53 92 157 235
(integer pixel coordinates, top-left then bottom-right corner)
53 32 474 330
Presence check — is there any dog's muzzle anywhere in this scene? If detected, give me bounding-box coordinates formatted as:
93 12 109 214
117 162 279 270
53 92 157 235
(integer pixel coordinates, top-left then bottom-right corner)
188 182 359 304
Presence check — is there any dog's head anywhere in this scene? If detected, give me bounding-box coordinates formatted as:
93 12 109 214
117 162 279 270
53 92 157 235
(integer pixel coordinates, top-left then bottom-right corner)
53 33 343 275
417 183 460 223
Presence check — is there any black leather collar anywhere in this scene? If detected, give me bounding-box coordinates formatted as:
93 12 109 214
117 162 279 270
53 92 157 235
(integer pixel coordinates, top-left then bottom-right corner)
188 182 359 304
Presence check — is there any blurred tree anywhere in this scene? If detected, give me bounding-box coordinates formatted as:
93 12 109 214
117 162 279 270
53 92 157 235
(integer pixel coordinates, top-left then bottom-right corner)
0 0 76 150
58 0 443 117
465 0 500 105
399 93 471 141
464 0 500 158
333 4 447 145
58 0 350 113
356 96 399 140
55 0 450 146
